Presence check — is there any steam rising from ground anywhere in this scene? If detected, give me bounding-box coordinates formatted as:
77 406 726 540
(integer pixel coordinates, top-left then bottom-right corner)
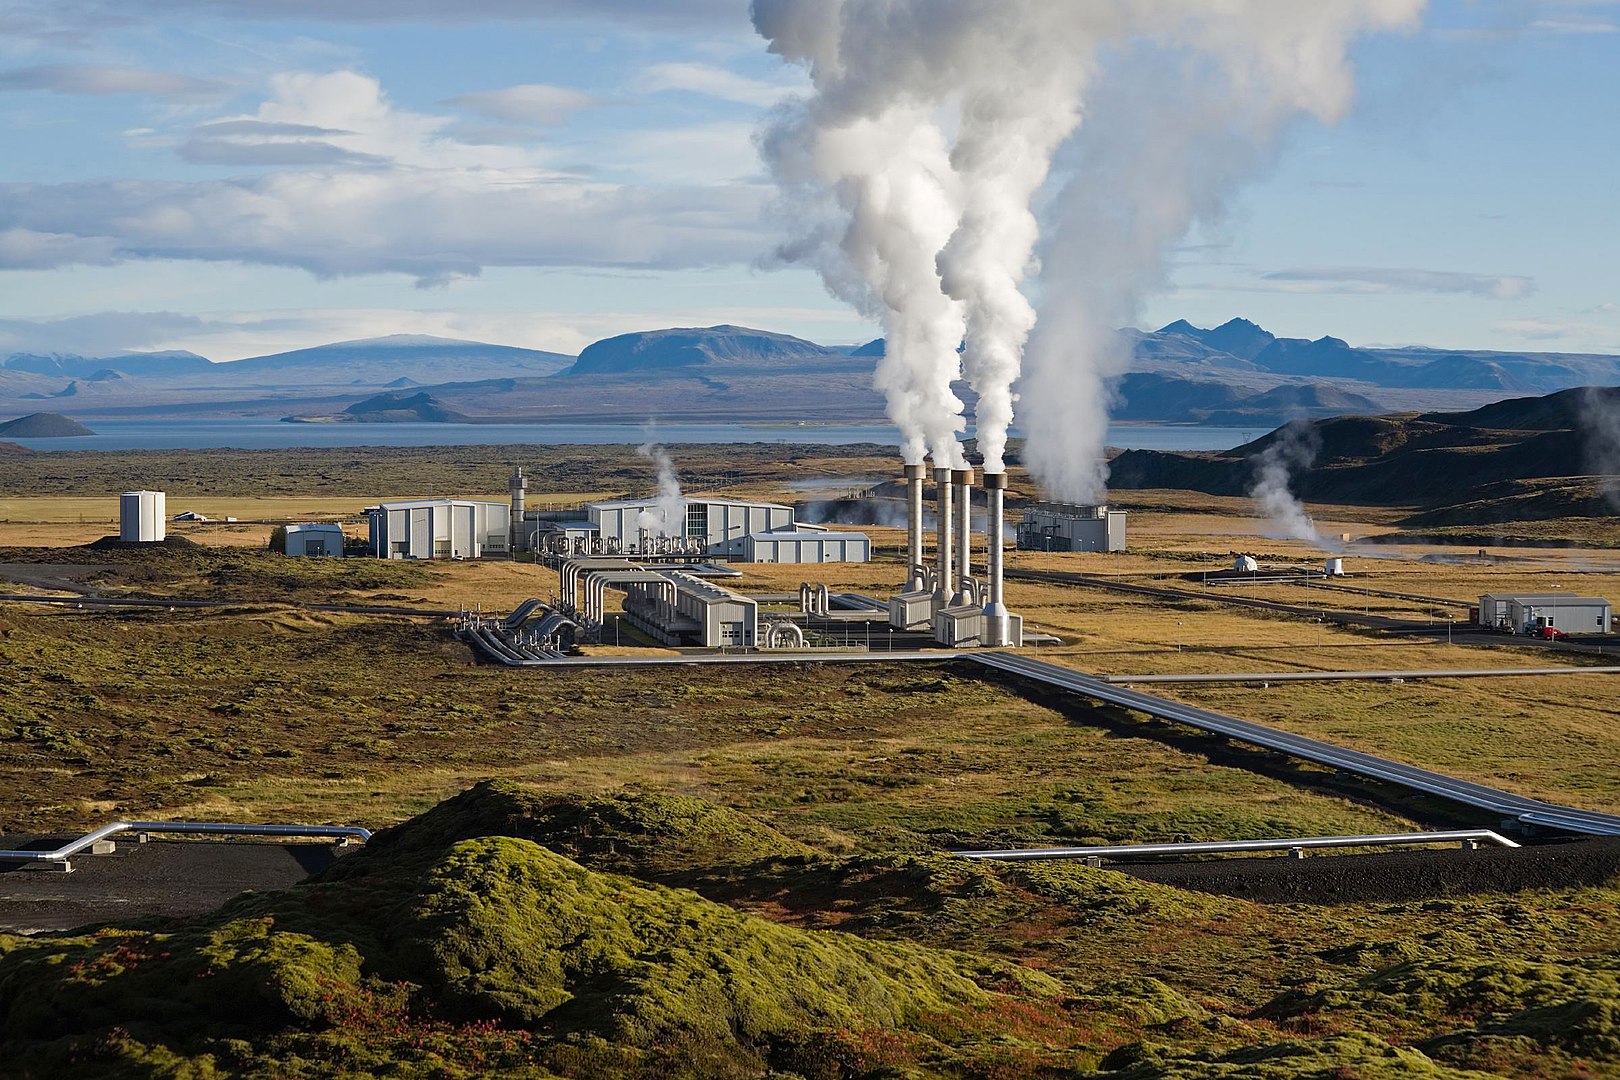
635 438 686 537
1579 387 1620 511
754 0 1423 493
1249 420 1340 553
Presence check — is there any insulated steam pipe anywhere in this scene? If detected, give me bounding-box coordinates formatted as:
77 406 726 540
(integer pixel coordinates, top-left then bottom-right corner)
905 463 926 590
952 467 972 606
982 471 1010 646
934 467 954 608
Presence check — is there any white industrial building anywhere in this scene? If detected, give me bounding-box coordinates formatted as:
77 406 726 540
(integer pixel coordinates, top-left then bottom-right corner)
120 490 166 543
1478 593 1612 635
1017 503 1126 553
743 530 870 564
284 523 345 557
586 497 793 557
368 499 511 560
524 495 869 564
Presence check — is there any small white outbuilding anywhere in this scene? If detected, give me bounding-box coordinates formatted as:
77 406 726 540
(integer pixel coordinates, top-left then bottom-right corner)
284 523 345 557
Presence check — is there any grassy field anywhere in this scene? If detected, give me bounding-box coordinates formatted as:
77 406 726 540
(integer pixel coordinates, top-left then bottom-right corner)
2 450 1619 1076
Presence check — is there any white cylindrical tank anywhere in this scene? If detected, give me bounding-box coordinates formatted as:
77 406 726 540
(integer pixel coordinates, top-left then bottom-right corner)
120 490 166 542
1234 554 1259 573
1324 557 1345 577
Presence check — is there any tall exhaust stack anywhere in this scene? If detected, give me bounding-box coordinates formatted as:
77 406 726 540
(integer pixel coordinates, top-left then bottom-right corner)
510 465 527 553
905 463 926 590
952 467 973 605
982 471 1010 646
933 466 954 609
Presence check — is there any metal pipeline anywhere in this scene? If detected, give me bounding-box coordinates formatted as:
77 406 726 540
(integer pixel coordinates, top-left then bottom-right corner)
905 463 926 590
933 466 953 608
982 471 1010 645
952 467 972 606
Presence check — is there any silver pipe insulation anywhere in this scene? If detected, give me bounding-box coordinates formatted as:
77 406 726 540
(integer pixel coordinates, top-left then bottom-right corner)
952 467 972 606
933 466 953 608
905 463 926 590
1 820 373 866
952 828 1521 862
982 471 1009 645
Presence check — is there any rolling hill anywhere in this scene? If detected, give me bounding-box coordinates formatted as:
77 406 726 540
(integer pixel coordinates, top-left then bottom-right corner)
1107 386 1620 526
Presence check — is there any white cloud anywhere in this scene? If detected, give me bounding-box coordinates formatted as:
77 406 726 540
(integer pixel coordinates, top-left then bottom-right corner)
641 61 802 107
446 84 598 126
0 63 226 101
0 311 224 356
1258 266 1537 300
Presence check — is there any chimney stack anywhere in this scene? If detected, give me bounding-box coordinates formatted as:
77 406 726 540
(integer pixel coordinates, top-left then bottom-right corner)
952 467 973 606
933 466 954 609
982 471 1010 646
905 463 926 590
510 465 527 553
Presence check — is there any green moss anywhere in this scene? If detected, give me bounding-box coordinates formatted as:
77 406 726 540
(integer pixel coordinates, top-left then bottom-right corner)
1094 1031 1497 1078
0 788 1051 1078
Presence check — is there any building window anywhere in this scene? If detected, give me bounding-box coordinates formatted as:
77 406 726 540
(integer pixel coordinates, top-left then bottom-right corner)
685 502 708 539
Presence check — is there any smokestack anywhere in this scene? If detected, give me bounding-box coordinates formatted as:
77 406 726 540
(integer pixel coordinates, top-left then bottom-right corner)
933 466 953 609
982 471 1010 646
510 465 526 553
952 466 972 605
905 463 926 590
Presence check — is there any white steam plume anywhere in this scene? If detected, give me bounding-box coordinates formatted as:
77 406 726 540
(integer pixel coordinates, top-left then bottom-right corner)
1249 420 1339 552
1578 387 1620 511
753 0 1423 494
635 438 686 538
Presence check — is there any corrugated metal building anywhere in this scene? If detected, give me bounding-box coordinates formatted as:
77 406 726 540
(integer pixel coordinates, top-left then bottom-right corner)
284 523 345 557
368 499 511 559
1017 503 1127 553
588 497 794 557
1479 592 1612 635
742 530 871 563
657 571 758 647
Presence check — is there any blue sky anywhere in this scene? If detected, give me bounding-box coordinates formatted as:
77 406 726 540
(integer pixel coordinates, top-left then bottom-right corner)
0 0 1615 360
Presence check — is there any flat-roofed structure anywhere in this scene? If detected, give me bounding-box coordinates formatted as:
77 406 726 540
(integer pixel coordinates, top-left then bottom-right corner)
1017 502 1126 553
587 497 793 557
742 530 870 564
1479 592 1612 635
368 499 510 560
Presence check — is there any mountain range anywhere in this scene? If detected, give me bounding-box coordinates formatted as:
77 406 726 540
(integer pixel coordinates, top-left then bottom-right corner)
1 320 1617 427
1107 385 1620 526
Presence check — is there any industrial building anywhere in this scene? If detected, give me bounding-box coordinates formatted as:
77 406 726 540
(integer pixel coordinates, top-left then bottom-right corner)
368 499 511 560
283 523 345 557
743 530 870 563
522 490 867 564
1017 502 1127 552
559 558 758 647
120 490 166 543
1478 593 1613 635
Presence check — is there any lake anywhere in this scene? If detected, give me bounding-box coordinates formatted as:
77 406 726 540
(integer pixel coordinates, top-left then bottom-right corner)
4 419 1267 453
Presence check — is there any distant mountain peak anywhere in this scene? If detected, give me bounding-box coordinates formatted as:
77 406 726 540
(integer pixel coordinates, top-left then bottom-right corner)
318 334 480 349
565 324 837 377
